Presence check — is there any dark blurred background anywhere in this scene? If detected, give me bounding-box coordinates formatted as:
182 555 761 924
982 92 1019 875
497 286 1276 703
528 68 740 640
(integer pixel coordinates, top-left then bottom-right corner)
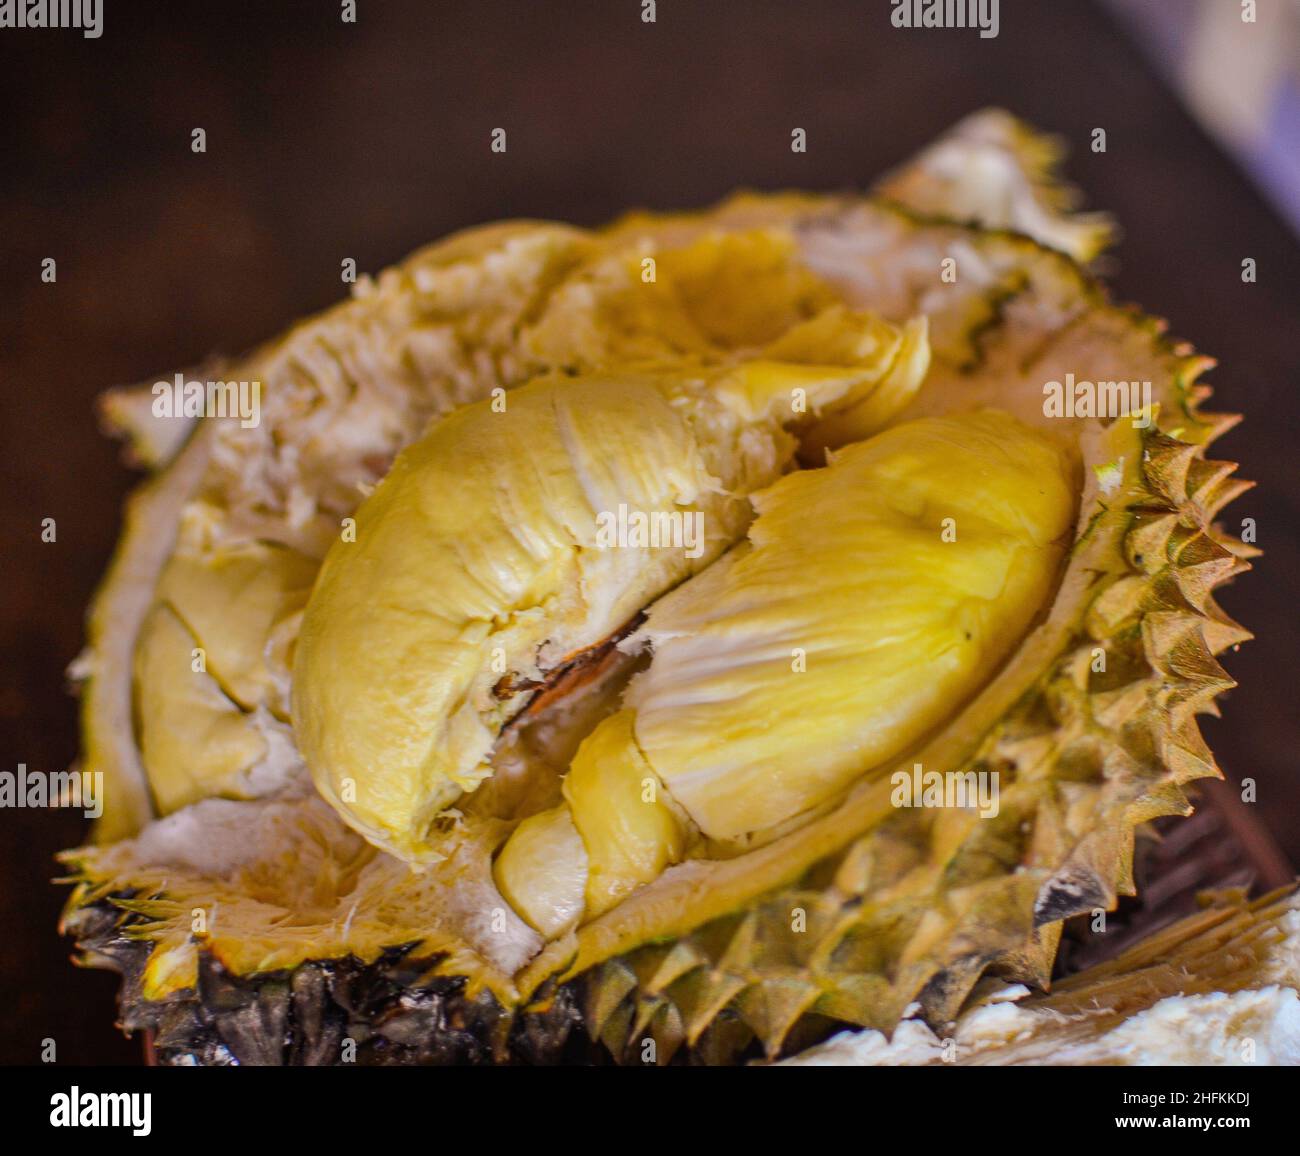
1 0 1297 1066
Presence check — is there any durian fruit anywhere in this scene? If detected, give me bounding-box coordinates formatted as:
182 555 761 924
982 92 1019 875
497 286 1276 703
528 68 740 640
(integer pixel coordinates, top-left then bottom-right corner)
59 112 1254 1066
134 536 317 814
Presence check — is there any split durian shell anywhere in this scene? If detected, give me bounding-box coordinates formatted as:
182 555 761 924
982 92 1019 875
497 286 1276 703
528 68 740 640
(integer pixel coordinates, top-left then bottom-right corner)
59 112 1253 1065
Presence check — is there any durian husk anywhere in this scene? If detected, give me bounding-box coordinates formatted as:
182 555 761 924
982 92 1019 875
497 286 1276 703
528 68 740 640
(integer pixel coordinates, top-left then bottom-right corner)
61 115 1253 1065
873 107 1115 263
78 421 218 841
787 884 1300 1066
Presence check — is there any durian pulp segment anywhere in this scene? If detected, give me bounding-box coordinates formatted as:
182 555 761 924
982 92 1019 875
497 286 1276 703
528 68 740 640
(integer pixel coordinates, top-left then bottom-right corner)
133 539 315 816
562 709 686 917
797 315 930 457
635 410 1076 840
495 411 1075 935
495 709 686 936
491 806 589 940
154 539 317 715
291 314 926 865
134 604 269 815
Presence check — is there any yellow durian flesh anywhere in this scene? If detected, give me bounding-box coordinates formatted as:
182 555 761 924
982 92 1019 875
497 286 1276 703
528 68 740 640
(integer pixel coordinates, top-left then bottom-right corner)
493 707 689 936
154 540 317 713
654 229 837 348
494 709 685 933
630 410 1075 840
493 410 1075 935
798 314 931 456
711 306 926 425
563 709 685 917
492 805 589 939
523 229 840 367
521 230 932 430
291 371 731 862
292 345 916 863
134 603 268 815
129 539 317 817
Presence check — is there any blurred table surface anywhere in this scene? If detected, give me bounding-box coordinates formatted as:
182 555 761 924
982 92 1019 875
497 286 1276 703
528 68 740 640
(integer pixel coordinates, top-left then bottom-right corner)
1 0 1297 1066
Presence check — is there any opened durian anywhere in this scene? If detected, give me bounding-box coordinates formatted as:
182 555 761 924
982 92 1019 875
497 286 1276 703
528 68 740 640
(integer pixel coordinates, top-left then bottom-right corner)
60 111 1254 1066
